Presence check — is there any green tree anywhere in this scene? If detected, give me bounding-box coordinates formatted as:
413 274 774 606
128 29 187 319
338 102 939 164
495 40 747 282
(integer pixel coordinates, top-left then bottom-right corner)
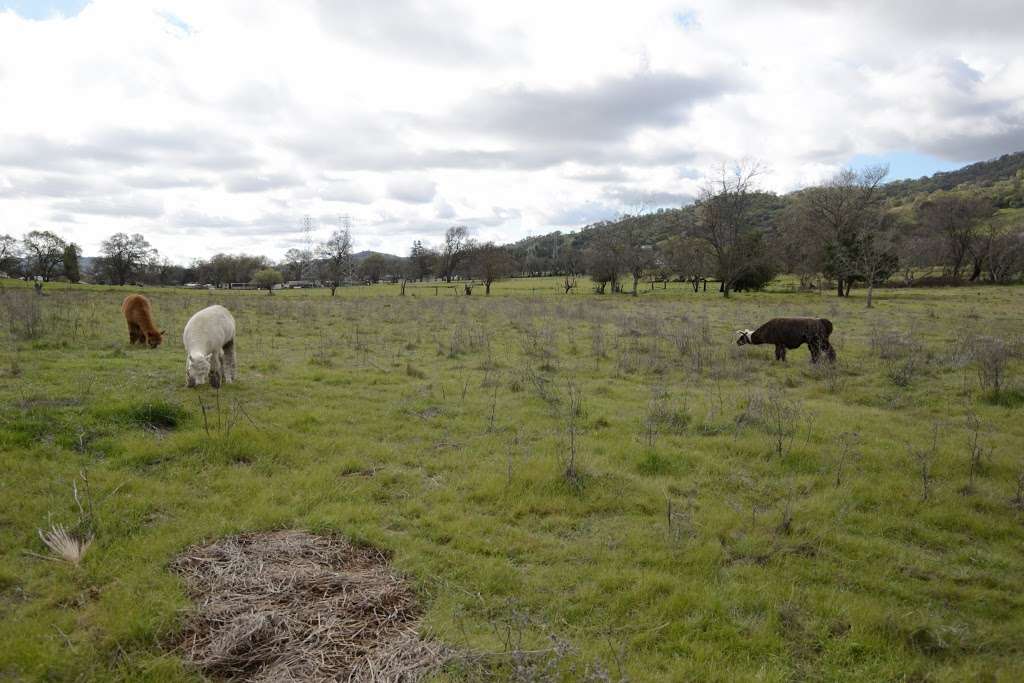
357 253 387 283
252 268 284 295
62 243 82 283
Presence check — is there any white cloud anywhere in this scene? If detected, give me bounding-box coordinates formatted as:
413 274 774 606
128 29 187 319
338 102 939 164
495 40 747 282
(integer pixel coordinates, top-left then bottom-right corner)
386 176 437 204
0 0 1021 262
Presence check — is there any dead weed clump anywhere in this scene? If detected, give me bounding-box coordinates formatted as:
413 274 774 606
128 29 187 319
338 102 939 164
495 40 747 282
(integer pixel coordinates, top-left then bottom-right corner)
171 530 446 682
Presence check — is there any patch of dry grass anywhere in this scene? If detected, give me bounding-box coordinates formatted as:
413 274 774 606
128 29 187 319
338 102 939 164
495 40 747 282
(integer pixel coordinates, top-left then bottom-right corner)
171 530 446 682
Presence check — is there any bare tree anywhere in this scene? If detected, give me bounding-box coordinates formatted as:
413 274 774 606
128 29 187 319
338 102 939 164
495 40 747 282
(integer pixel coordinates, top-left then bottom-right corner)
914 191 995 281
690 162 763 297
834 208 900 308
22 230 67 281
798 165 888 296
775 203 826 290
980 223 1024 283
663 235 713 292
467 242 515 295
437 226 473 282
892 224 944 286
619 216 656 296
583 230 625 294
280 249 307 282
99 233 154 285
317 227 354 296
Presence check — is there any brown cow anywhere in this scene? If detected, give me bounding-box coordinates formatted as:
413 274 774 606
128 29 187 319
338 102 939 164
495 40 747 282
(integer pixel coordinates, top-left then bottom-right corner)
121 294 165 348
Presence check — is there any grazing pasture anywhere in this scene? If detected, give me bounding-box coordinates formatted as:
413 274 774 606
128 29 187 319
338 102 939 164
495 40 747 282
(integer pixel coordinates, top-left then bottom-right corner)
1 277 1023 681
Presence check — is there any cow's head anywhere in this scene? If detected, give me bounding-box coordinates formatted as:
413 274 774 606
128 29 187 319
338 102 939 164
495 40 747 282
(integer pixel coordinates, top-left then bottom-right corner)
735 329 754 346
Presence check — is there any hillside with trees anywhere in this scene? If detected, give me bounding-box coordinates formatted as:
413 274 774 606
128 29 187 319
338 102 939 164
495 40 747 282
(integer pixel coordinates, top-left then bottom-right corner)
506 152 1024 296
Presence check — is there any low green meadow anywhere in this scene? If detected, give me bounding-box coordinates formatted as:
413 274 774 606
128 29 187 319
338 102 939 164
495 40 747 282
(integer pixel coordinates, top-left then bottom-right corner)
1 276 1022 681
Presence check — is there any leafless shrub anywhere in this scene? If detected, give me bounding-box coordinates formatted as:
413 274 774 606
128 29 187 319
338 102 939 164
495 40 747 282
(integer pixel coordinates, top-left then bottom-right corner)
868 321 898 357
614 344 640 375
811 357 843 393
1008 334 1024 360
666 488 699 545
1012 461 1024 510
563 383 585 489
670 319 697 357
974 336 1011 394
907 422 941 502
644 385 691 446
310 328 332 366
671 315 713 375
590 323 607 364
831 431 862 488
882 334 927 387
2 290 43 340
734 391 765 430
728 472 778 530
486 383 500 433
761 388 803 459
520 321 558 365
962 413 993 495
456 323 491 357
518 365 558 408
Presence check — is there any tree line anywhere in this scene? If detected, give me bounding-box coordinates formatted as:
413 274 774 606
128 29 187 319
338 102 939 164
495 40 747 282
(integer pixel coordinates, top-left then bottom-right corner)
3 162 1023 301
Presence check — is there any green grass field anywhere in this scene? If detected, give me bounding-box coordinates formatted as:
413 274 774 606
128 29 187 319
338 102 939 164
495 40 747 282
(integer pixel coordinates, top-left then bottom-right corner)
1 277 1023 681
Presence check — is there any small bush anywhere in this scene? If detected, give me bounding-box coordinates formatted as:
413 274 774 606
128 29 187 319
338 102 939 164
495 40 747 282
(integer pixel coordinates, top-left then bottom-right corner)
106 401 187 430
982 388 1024 407
974 336 1011 394
637 451 677 476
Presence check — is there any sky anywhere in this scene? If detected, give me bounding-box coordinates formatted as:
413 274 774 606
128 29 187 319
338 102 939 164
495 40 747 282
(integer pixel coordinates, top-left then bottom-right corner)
1 0 1023 263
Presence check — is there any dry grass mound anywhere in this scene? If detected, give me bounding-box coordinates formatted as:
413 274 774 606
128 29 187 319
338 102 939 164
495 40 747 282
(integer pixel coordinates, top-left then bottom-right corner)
171 530 446 682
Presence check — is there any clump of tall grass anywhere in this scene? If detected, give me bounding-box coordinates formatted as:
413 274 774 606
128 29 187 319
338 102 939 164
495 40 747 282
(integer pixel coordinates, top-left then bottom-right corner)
37 524 92 566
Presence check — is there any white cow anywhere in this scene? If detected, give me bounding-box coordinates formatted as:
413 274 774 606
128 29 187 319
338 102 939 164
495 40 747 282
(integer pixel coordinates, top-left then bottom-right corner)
183 305 236 388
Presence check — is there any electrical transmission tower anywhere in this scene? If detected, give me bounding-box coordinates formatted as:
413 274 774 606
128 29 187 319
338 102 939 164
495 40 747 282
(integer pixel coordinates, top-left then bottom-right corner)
339 213 356 283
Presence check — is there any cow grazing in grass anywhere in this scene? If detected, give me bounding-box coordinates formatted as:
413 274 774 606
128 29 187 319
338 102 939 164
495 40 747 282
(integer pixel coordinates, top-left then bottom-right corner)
121 294 165 348
183 305 236 388
736 317 836 363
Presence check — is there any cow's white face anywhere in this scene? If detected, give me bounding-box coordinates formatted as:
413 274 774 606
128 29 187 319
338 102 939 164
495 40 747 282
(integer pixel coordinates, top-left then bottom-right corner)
186 353 212 388
735 329 754 346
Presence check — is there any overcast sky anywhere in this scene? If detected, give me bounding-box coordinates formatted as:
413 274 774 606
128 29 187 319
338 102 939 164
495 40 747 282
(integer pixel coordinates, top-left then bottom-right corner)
1 0 1023 262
